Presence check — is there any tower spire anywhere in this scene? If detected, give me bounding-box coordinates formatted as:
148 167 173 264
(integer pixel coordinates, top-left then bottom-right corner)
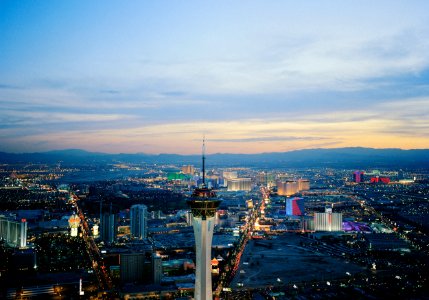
202 136 206 187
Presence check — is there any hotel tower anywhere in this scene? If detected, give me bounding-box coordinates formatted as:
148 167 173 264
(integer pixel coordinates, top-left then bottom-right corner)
187 140 221 300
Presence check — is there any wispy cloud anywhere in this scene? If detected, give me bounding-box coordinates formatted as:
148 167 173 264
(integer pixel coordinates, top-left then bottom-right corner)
1 1 429 153
0 83 22 90
210 136 328 143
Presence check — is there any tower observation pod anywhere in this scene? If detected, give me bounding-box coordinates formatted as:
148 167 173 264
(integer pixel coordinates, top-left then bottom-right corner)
187 139 221 300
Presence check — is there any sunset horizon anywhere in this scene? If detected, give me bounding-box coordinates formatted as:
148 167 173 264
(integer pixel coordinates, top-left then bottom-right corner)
1 1 429 154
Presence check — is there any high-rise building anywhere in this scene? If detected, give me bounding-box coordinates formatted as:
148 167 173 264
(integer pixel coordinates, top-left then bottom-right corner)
0 215 27 248
277 179 310 196
100 202 117 243
286 197 305 216
130 204 148 239
188 140 221 300
186 210 193 226
182 165 195 175
298 179 310 191
120 252 146 283
314 206 342 232
277 180 298 196
353 171 364 183
152 253 163 284
227 178 252 191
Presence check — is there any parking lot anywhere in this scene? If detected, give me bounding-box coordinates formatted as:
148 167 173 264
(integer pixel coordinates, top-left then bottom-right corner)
230 233 364 288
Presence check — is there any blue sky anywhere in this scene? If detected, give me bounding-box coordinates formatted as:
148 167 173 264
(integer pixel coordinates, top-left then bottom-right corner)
1 1 429 154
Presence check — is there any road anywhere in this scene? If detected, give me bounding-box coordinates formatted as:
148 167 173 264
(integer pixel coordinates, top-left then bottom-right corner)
71 193 113 291
215 186 269 296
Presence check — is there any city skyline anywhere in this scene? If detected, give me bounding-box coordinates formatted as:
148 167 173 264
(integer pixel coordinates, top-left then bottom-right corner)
1 1 429 154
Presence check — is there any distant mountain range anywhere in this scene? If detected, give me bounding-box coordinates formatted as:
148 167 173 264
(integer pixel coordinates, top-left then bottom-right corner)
0 147 428 169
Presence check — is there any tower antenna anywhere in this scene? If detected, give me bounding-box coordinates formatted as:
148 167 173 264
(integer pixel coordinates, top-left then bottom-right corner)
202 136 206 187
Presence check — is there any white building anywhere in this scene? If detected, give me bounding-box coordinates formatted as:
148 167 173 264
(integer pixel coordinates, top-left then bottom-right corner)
227 178 252 191
314 209 343 232
0 215 27 248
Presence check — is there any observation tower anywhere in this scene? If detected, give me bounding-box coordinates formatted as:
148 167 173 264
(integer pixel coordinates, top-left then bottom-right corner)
187 139 221 300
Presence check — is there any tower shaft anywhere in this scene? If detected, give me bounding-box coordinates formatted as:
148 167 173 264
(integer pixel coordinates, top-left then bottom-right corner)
193 215 215 300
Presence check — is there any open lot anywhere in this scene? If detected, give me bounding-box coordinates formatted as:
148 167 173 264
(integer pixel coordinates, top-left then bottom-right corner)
231 233 364 288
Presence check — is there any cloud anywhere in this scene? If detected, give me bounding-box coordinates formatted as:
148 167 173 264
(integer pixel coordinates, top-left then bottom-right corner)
1 1 429 153
0 83 22 89
100 89 121 94
210 136 329 143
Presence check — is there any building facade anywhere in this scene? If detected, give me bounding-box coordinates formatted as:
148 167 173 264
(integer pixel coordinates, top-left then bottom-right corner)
314 211 343 232
120 252 146 283
226 178 252 191
181 165 195 175
68 214 80 237
130 204 148 239
277 180 298 196
0 215 27 248
152 254 163 284
353 171 364 183
286 197 305 216
101 212 116 243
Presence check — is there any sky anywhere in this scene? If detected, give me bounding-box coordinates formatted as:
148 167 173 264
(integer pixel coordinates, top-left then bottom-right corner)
1 1 429 154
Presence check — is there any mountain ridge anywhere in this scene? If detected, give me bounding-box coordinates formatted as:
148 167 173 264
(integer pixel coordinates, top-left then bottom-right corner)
0 147 428 168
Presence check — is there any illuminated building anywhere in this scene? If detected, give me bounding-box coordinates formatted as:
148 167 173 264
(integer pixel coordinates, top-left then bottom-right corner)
186 210 193 226
353 171 364 183
286 197 305 216
187 140 221 300
256 172 276 187
130 204 148 239
298 179 310 191
277 179 310 196
227 178 252 191
222 171 238 180
211 258 219 274
0 215 27 248
277 180 298 196
370 176 390 184
68 214 80 237
79 278 85 296
182 165 195 175
92 224 99 236
314 206 342 232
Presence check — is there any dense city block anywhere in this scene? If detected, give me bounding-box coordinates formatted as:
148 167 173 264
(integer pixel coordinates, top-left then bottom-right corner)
1 161 428 299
